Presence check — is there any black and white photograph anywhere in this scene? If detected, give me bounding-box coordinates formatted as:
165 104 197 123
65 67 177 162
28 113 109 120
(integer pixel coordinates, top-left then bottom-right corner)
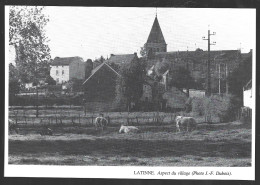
5 6 255 179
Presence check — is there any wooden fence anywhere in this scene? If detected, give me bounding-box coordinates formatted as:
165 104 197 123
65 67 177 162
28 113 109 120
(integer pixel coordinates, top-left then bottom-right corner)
236 107 252 123
8 112 176 127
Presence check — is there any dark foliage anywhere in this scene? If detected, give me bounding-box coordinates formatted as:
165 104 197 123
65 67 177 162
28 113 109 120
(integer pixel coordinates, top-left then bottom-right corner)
228 55 252 103
45 75 56 85
168 66 196 89
115 57 146 110
85 59 93 79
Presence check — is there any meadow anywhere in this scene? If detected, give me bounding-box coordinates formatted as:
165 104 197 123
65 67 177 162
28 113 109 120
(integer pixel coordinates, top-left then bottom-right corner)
8 109 252 166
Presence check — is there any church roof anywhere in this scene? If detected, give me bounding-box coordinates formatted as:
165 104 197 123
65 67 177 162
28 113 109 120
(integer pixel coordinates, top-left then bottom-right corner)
147 16 166 44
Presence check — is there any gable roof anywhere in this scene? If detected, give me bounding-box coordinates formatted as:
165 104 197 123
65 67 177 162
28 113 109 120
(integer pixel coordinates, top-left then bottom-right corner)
147 16 166 44
82 62 120 85
162 69 169 76
106 54 137 65
244 79 252 91
51 57 84 66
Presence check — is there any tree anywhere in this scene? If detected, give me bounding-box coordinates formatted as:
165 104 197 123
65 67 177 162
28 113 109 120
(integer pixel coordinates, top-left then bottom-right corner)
115 58 146 111
9 6 51 83
168 67 196 95
45 75 56 85
228 55 252 103
68 78 84 92
140 45 147 57
9 63 20 95
85 59 93 79
195 48 203 52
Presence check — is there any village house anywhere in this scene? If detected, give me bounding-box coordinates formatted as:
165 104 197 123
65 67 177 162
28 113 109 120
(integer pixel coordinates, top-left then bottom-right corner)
82 60 121 103
50 57 85 84
82 53 160 111
243 79 252 109
82 54 137 111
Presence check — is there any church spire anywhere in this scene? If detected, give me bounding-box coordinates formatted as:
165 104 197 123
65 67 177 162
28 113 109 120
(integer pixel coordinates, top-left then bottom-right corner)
146 16 166 44
144 14 167 57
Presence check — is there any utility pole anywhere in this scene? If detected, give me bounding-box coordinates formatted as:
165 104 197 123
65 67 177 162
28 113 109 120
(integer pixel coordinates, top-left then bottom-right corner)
225 63 229 94
218 63 221 95
202 28 216 97
186 46 190 97
186 46 189 70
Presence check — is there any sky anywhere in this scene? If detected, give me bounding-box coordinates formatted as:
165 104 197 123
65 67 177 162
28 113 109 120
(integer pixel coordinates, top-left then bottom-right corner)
9 7 255 62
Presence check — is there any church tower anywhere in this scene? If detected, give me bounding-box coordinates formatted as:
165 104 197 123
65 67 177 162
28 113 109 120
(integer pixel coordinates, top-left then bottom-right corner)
145 14 167 56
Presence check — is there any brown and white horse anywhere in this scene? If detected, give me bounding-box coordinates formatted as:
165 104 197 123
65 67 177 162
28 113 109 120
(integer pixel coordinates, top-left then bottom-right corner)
94 115 108 130
175 116 197 132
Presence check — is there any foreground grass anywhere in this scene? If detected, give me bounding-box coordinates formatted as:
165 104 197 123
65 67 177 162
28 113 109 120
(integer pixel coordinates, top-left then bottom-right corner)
8 121 251 166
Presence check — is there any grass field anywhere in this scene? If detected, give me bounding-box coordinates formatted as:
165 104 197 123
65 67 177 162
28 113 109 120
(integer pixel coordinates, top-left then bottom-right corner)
8 120 252 166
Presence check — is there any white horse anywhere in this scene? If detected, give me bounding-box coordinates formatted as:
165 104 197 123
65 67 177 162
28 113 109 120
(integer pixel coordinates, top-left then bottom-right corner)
175 116 197 132
94 116 108 130
119 125 139 133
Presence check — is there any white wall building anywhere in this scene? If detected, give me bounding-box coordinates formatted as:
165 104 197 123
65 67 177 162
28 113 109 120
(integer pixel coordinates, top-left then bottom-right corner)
50 57 85 84
243 80 252 109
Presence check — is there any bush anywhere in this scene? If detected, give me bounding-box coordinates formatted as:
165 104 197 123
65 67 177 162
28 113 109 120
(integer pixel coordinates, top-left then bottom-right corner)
191 94 239 123
192 97 206 116
184 97 192 113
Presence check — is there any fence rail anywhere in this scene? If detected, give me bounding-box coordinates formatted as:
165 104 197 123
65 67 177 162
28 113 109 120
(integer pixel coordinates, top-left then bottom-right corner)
8 113 175 127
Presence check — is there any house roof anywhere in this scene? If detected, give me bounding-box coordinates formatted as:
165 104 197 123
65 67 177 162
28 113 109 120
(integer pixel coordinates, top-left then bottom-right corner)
51 57 84 66
82 62 120 85
244 79 252 91
106 54 137 65
147 16 166 44
162 69 169 76
154 50 240 60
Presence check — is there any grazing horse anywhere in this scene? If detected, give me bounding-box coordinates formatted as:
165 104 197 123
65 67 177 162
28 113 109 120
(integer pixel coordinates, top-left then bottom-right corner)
9 119 19 134
175 116 197 132
94 114 108 130
119 125 139 133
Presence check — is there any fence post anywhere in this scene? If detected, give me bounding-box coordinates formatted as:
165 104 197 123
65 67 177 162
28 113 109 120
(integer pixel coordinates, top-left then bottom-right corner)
136 117 139 124
60 117 63 125
79 114 81 125
107 116 110 125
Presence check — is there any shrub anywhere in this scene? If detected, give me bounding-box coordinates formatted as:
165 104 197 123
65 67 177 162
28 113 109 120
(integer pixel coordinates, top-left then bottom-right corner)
185 97 193 113
191 97 206 116
191 94 239 123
